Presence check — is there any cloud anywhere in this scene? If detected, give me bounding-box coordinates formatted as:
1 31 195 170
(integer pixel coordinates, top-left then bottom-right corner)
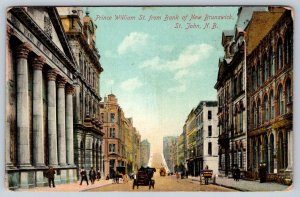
167 84 186 93
120 77 143 92
106 79 115 86
174 69 189 80
117 32 150 55
139 43 213 71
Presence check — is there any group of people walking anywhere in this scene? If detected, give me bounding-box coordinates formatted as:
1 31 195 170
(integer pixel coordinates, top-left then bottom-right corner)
80 167 101 186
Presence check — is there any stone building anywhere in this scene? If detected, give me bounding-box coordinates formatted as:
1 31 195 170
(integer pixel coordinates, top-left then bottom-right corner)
140 139 151 167
195 101 219 176
6 7 80 189
58 8 104 176
100 94 126 178
100 94 141 177
215 7 267 176
245 7 293 183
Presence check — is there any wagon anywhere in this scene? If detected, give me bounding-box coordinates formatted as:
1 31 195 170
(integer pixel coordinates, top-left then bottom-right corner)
132 167 156 190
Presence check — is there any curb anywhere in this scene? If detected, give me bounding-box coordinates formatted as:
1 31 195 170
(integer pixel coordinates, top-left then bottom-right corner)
212 182 249 192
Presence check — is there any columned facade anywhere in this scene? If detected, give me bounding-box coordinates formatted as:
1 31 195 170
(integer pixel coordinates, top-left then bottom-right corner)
6 7 79 189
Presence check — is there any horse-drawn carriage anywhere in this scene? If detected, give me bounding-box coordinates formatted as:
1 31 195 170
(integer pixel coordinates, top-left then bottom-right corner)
133 167 156 190
159 167 166 176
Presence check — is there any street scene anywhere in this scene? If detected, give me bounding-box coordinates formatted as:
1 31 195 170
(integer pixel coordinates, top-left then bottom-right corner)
5 5 293 192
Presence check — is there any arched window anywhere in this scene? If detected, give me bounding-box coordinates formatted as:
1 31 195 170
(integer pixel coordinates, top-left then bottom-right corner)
277 38 283 70
269 134 274 173
257 62 261 87
264 135 268 170
253 139 257 168
257 99 261 126
285 79 292 104
285 31 292 66
264 53 269 82
270 91 274 119
278 85 284 115
269 48 275 76
253 102 257 128
264 95 269 122
252 67 257 91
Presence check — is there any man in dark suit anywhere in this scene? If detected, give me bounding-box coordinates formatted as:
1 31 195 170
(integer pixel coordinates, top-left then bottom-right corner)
80 168 89 185
46 166 56 188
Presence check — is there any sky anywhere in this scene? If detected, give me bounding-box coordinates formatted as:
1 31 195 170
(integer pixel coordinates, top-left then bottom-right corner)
89 7 238 153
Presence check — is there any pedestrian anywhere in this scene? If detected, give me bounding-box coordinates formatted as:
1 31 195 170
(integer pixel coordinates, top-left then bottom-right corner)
259 163 267 183
89 167 96 184
232 165 237 181
236 167 240 181
46 166 56 188
176 171 180 182
97 170 101 181
204 165 209 185
115 171 119 184
80 168 89 185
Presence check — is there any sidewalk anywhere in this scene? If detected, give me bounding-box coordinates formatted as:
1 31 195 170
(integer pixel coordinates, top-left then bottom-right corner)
188 176 291 191
15 179 113 192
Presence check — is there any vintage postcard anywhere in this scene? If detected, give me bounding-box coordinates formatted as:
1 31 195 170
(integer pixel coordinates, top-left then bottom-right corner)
5 5 293 192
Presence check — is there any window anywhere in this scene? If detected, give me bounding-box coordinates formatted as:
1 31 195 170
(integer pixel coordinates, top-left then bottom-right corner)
270 92 274 119
257 64 261 87
264 54 269 82
109 144 116 153
208 111 212 120
279 85 284 115
285 31 292 66
240 111 243 132
277 38 283 70
253 103 257 128
252 68 257 90
270 49 275 76
101 113 104 122
258 100 261 125
285 79 292 104
264 96 269 122
208 142 212 156
110 113 115 123
208 126 212 137
109 128 115 138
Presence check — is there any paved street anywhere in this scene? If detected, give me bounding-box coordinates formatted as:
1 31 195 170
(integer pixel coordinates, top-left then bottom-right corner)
86 172 236 192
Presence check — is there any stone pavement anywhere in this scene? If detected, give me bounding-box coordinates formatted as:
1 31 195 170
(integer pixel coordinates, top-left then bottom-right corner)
14 179 113 192
188 175 291 191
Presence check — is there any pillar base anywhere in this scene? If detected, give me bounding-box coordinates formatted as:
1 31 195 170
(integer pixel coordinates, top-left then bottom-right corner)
36 171 47 187
19 171 35 189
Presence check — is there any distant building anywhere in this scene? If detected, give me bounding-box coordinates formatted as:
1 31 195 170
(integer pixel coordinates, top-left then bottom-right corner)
185 109 197 176
140 139 151 167
163 136 177 173
195 101 219 176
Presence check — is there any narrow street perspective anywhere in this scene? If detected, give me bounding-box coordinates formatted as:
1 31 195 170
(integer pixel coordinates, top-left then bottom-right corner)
5 5 293 193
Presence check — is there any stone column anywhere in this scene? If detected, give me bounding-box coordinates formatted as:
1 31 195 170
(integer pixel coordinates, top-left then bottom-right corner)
66 85 75 166
32 56 46 167
6 26 13 168
16 42 32 168
100 140 104 178
57 77 67 166
47 69 58 166
74 82 81 123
